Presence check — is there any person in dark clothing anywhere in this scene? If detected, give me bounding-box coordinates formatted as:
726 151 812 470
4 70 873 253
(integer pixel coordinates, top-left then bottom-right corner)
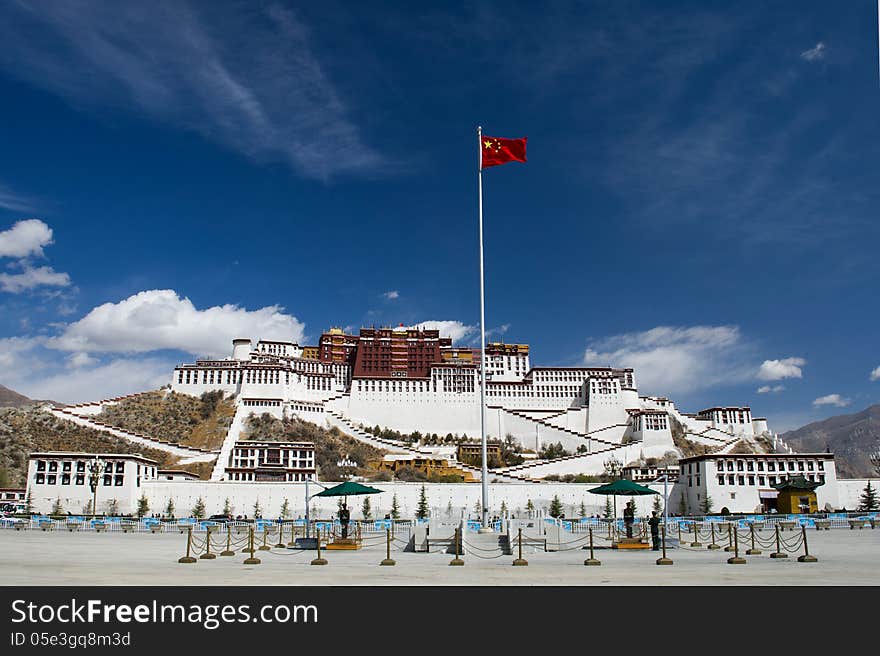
623 502 635 538
339 503 350 539
648 511 661 550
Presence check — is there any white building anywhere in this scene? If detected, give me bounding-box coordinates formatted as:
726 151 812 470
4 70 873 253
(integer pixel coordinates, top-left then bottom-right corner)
676 452 839 515
26 452 159 515
226 441 316 482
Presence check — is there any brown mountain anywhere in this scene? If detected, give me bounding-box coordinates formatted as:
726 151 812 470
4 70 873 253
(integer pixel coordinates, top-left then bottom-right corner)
781 404 880 478
0 385 38 408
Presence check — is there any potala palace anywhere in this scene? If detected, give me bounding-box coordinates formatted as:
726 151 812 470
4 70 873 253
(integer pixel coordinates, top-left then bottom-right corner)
169 327 773 482
34 325 876 518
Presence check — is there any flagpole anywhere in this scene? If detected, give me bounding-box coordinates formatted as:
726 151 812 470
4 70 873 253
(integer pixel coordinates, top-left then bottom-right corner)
477 124 490 530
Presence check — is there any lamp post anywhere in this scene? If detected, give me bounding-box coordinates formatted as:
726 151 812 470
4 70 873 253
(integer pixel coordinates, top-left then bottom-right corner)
337 456 357 481
87 456 106 519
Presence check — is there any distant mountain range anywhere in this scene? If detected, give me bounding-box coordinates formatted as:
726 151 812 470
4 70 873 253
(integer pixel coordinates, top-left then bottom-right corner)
781 404 880 478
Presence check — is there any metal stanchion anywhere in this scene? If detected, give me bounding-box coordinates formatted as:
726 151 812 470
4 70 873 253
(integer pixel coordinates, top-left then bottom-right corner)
584 527 601 566
656 525 672 565
724 524 735 552
690 521 701 547
178 527 197 564
310 532 327 565
275 523 285 548
727 526 746 564
380 528 396 566
243 527 261 565
746 524 761 555
770 524 787 559
449 526 464 566
513 527 528 566
287 522 298 547
707 523 720 550
220 527 235 556
797 525 817 563
259 528 271 551
200 530 216 560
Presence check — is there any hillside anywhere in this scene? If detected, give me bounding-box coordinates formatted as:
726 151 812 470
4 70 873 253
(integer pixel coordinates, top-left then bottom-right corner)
244 412 387 481
0 407 181 488
781 404 880 478
0 384 55 408
95 390 235 451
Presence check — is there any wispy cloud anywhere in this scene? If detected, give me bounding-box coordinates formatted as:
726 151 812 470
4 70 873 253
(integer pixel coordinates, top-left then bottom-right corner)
757 357 806 381
870 365 880 382
381 290 399 300
757 384 785 394
0 265 71 293
0 184 37 213
407 320 476 343
812 393 850 408
0 2 384 180
800 42 826 62
582 325 755 396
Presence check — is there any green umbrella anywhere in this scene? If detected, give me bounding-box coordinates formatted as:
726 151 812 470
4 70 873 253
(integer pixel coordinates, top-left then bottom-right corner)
312 481 384 497
589 479 659 542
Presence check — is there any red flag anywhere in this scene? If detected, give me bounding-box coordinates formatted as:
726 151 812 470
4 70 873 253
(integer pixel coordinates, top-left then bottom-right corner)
480 135 527 169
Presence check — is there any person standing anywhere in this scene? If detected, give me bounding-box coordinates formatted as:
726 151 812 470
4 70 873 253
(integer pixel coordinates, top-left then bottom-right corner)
648 511 661 550
623 501 635 538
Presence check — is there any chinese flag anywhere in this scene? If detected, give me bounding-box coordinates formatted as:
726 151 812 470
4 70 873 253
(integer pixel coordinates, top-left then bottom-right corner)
481 135 527 168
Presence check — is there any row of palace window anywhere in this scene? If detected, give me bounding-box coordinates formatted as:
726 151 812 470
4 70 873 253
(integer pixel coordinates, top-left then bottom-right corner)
714 459 824 473
36 460 125 474
640 415 668 431
34 472 125 487
716 473 825 487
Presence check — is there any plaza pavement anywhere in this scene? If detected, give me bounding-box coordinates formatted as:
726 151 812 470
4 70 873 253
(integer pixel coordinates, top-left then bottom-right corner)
0 528 878 586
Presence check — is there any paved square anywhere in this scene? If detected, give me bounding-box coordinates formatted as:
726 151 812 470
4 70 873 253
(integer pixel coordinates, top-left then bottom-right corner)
1 528 878 585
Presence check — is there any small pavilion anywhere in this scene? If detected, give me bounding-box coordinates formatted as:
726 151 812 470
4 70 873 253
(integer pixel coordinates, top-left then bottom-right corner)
771 475 822 514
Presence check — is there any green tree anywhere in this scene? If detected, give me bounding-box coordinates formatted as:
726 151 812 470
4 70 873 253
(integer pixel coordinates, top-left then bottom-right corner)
137 493 149 519
280 498 292 520
165 498 175 519
24 490 33 515
51 498 64 517
578 500 587 518
473 498 482 515
191 497 206 519
446 500 454 517
253 498 263 519
82 501 93 516
500 500 508 517
652 494 663 514
526 499 535 516
222 497 233 516
104 498 120 516
699 495 713 516
859 481 879 511
416 485 429 520
603 497 613 519
549 495 564 518
391 493 400 520
361 497 372 520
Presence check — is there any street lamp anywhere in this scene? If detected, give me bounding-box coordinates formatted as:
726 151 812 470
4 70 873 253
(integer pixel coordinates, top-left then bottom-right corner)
87 456 106 519
304 478 330 540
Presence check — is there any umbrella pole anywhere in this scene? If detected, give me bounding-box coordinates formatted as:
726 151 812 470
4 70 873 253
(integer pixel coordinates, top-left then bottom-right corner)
613 496 618 544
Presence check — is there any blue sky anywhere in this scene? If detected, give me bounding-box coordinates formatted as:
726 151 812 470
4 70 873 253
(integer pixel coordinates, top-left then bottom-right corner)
0 1 878 430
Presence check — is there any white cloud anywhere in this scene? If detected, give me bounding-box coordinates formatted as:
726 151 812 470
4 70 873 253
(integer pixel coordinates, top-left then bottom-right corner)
757 385 785 394
14 357 174 404
48 289 305 357
382 290 399 300
756 357 806 381
66 352 98 369
870 366 880 382
407 320 476 343
812 394 850 408
582 325 753 395
0 3 384 180
800 42 826 62
0 219 53 258
0 335 46 371
0 265 72 293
